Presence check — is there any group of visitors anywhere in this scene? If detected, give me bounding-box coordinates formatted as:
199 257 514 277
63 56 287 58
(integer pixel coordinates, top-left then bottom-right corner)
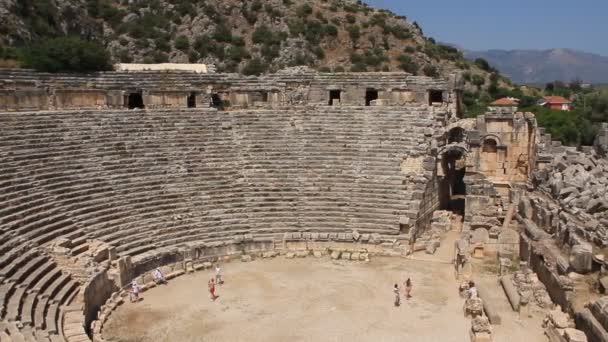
129 268 167 303
394 278 413 307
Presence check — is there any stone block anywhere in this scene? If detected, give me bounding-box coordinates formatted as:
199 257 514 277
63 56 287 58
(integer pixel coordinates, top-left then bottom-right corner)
241 255 252 262
471 316 491 333
564 328 587 342
359 253 369 261
313 251 323 258
569 244 593 274
262 251 278 258
330 251 341 260
548 309 574 329
471 228 490 244
342 252 351 260
285 252 295 259
350 252 360 261
296 250 309 258
470 331 492 342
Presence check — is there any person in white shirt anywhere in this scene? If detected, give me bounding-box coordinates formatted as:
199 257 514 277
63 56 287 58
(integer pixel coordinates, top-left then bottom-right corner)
130 281 141 303
467 281 478 299
215 265 224 285
153 268 166 285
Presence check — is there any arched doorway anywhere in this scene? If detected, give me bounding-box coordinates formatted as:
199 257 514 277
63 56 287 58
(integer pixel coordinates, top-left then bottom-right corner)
365 88 378 106
439 148 466 215
127 92 144 109
210 94 223 108
481 138 498 178
187 92 196 108
447 127 465 144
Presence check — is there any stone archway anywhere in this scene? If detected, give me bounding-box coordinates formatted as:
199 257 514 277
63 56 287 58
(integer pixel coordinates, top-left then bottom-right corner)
439 147 467 215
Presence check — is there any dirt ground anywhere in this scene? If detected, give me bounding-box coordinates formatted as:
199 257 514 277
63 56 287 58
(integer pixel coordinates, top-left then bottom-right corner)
103 228 547 342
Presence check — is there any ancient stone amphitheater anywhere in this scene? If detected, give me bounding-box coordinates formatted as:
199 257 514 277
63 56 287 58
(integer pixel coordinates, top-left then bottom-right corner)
1 66 608 341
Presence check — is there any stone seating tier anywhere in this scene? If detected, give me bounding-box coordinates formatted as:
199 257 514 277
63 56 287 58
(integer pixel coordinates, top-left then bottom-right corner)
0 107 437 264
0 105 440 340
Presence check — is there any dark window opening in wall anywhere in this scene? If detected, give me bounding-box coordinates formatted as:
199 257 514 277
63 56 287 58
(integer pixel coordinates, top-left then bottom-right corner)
428 90 443 105
187 92 196 108
262 92 269 102
211 93 222 108
328 90 341 106
127 92 144 109
439 149 466 215
483 138 498 153
448 127 465 144
365 89 378 106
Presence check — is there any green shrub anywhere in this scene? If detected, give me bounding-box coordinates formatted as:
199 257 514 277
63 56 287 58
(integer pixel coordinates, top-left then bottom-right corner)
155 37 171 52
396 54 417 74
188 50 200 63
324 24 338 36
22 37 112 73
253 25 287 45
312 46 325 59
231 36 246 47
213 24 233 43
346 14 356 24
351 62 367 72
251 0 263 12
227 45 250 62
152 51 168 63
368 13 386 28
334 66 345 72
242 58 268 75
261 44 280 60
422 64 439 77
296 4 313 18
471 74 485 89
319 66 331 72
347 25 360 44
474 58 495 72
116 49 132 63
174 35 190 51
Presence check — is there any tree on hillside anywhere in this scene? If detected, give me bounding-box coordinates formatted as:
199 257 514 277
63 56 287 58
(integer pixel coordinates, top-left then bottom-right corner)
22 37 112 72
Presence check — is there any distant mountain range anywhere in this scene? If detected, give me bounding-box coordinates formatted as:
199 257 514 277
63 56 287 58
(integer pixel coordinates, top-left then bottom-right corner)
464 48 608 85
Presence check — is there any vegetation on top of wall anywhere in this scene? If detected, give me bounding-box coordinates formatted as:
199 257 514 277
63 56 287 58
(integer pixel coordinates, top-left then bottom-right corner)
21 37 113 73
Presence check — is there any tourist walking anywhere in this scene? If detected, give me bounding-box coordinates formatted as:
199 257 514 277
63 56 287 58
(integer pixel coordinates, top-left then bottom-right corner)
467 281 478 299
394 284 401 307
208 278 218 301
153 268 166 285
130 280 141 303
404 278 412 299
215 264 224 285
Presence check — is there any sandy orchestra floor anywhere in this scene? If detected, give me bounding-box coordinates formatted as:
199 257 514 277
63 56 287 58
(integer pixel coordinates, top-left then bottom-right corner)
103 245 547 342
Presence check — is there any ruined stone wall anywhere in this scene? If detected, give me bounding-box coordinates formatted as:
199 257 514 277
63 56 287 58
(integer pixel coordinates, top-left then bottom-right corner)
468 111 537 185
0 89 48 111
54 89 107 108
0 68 460 112
532 145 608 250
82 270 118 334
146 91 188 108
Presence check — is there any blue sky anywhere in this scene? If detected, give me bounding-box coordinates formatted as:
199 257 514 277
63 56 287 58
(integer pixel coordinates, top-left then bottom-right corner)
364 0 607 56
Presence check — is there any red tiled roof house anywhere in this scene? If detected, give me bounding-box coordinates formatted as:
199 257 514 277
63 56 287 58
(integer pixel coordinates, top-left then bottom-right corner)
488 97 519 111
540 96 571 111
